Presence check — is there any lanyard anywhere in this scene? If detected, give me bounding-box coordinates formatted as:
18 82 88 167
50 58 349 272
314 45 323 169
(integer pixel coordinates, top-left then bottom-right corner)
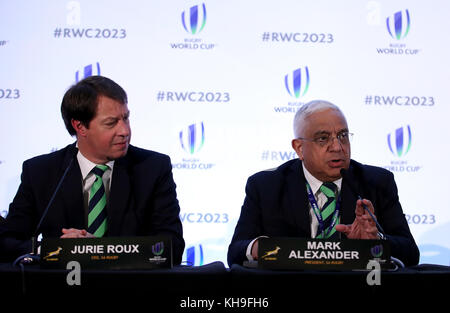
305 182 341 238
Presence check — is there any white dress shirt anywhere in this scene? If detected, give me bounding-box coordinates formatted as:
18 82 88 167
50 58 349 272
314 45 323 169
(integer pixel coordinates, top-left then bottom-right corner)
245 163 342 261
302 163 342 238
76 150 114 227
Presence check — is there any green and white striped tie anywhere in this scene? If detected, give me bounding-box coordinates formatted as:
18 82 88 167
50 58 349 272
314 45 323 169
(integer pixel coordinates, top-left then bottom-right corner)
87 165 109 237
317 182 339 239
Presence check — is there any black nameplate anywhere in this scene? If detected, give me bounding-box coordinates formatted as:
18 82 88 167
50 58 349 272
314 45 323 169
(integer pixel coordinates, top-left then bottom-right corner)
258 237 390 271
40 236 172 270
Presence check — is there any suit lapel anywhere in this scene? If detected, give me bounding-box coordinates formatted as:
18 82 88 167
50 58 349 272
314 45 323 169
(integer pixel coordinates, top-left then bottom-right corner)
107 155 131 236
60 145 85 230
284 160 311 237
340 163 358 225
284 160 359 236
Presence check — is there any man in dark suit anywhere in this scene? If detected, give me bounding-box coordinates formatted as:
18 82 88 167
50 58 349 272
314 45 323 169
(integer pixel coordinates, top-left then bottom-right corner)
228 100 419 267
0 76 184 264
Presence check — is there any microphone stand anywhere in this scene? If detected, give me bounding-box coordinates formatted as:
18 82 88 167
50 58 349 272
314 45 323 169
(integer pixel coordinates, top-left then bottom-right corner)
13 152 75 266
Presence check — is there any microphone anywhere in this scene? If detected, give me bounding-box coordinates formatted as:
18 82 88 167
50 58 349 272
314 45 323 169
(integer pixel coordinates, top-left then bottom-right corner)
340 168 405 269
339 168 386 235
13 148 77 266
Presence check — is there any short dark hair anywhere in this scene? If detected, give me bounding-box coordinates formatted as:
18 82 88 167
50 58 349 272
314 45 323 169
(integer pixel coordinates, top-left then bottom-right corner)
61 75 128 136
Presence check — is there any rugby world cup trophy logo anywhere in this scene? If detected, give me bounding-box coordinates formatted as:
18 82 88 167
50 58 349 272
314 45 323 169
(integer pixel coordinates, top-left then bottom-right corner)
75 62 101 82
179 122 205 155
284 67 310 99
387 125 412 157
182 3 207 35
152 242 164 256
186 244 204 266
370 244 384 258
386 9 411 40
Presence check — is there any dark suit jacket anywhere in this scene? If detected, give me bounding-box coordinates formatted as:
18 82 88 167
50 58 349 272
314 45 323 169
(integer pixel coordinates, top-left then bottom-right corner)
227 159 419 267
0 143 185 264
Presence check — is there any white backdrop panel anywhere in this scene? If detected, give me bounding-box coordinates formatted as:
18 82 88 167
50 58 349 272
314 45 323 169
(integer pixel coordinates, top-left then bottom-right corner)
1 0 449 266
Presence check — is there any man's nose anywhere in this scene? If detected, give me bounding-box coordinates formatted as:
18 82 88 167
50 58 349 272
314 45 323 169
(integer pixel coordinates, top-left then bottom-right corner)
328 136 343 151
117 120 130 137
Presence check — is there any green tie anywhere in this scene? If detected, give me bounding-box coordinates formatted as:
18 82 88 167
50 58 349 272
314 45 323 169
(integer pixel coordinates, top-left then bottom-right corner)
317 182 339 239
87 165 109 237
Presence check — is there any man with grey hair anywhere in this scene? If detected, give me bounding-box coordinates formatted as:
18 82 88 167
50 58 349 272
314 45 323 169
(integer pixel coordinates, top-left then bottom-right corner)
227 100 419 267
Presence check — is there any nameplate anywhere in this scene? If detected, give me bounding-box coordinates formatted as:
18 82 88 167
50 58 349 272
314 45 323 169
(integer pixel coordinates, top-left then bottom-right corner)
258 237 390 271
40 236 172 270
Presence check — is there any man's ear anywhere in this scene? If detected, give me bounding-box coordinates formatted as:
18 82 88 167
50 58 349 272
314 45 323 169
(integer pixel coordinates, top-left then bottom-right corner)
71 119 87 137
291 139 304 160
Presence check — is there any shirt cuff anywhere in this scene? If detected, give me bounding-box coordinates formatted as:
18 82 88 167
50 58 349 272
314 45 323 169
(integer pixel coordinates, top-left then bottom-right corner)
246 236 269 261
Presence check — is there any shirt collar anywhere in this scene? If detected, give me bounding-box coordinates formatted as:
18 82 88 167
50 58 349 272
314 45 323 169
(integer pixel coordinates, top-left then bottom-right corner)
302 163 342 195
76 148 115 180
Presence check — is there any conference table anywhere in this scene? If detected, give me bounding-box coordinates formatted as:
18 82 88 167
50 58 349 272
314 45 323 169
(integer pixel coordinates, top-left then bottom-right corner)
1 261 448 311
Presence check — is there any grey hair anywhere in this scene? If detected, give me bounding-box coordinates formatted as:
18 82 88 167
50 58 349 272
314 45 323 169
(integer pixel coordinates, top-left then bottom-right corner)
293 100 343 138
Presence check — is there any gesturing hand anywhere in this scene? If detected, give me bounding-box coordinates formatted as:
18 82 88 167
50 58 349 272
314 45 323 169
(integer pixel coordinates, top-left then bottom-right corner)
335 199 379 239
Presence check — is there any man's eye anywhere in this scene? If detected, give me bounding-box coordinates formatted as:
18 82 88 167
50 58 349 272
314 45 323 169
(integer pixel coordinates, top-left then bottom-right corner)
105 121 117 127
317 136 329 143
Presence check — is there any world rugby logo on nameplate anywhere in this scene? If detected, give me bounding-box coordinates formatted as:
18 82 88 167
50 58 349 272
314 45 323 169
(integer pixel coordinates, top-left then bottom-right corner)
172 122 215 171
148 241 168 264
370 244 384 258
